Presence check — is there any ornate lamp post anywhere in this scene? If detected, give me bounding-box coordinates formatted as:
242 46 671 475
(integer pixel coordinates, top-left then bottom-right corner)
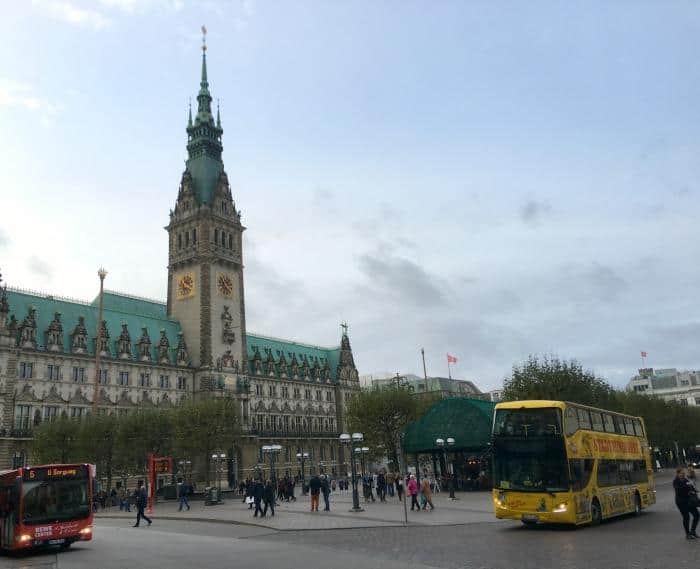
178 459 192 481
436 437 456 500
340 432 364 512
262 444 282 486
296 450 310 494
211 452 226 500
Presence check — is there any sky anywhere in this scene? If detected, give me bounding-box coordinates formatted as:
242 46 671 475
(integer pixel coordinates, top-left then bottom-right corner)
1 1 700 391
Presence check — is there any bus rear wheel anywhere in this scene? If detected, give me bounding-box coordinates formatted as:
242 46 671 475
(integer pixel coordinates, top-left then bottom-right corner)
590 499 602 526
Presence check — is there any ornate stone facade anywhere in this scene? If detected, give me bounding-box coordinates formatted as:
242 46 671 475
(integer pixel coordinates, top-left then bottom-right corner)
0 40 360 478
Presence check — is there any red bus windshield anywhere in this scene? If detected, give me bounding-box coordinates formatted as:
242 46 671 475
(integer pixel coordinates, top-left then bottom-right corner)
21 465 90 525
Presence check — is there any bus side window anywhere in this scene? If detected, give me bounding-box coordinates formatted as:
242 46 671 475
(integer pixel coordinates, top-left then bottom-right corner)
570 459 594 491
624 418 634 435
576 408 592 430
565 407 578 436
612 415 624 434
602 413 615 433
618 460 632 485
632 419 644 437
590 412 604 432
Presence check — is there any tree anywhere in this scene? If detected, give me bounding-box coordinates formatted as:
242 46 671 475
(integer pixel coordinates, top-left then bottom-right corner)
32 416 81 463
172 397 240 484
345 385 438 467
77 413 119 489
502 355 615 407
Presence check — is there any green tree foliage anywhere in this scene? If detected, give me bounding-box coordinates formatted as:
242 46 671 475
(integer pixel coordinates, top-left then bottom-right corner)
31 397 239 485
345 385 439 466
503 355 615 407
173 397 240 484
32 415 81 463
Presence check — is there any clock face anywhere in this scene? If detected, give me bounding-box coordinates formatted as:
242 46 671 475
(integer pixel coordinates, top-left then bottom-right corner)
177 273 195 299
217 273 234 297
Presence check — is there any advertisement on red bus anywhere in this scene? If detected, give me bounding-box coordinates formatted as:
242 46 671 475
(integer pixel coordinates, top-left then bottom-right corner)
0 463 94 551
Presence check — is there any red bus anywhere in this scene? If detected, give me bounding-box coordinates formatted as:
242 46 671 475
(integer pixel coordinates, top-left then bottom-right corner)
0 463 94 551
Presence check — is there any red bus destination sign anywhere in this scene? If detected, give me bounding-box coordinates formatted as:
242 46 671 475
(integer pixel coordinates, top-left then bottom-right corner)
23 465 89 482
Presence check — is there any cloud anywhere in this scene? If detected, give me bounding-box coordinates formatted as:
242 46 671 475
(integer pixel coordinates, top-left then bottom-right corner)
27 256 53 279
519 199 552 225
357 252 447 307
0 229 9 249
0 79 57 116
98 0 184 13
33 0 111 30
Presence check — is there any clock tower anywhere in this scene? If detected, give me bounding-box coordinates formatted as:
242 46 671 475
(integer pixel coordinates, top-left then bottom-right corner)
166 32 247 384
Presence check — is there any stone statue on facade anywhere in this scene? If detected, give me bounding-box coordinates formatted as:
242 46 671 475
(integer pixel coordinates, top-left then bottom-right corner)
221 306 236 344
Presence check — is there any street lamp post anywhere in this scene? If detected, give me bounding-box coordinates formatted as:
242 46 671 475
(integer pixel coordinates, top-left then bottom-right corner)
296 450 310 494
211 452 226 501
92 267 107 415
436 437 456 500
340 432 364 512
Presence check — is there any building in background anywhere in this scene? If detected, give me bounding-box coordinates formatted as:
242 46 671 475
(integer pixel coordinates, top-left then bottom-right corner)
626 368 700 406
0 39 360 476
369 373 484 399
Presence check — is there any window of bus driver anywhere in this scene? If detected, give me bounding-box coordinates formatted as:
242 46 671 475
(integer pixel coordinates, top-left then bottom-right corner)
22 468 90 526
492 407 569 493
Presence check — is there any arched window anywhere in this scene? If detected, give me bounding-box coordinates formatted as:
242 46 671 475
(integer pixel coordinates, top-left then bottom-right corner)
221 231 226 247
228 234 233 249
192 228 197 244
178 234 182 249
185 232 189 247
214 228 219 244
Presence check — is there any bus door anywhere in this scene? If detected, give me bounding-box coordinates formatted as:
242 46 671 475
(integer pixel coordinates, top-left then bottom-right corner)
0 477 19 549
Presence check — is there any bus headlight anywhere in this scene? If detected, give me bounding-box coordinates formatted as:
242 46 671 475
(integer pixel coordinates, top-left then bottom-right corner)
553 503 568 513
80 527 92 535
17 534 32 543
497 492 506 506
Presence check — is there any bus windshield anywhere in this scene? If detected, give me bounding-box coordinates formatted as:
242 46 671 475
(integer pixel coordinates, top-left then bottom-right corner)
493 438 569 492
493 407 562 437
22 479 90 525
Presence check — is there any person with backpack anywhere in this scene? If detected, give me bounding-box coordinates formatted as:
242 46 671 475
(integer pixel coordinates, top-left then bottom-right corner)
674 467 699 539
133 480 152 527
262 480 275 517
309 473 321 512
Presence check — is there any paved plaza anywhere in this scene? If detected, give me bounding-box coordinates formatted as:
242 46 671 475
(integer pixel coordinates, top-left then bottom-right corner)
5 472 700 569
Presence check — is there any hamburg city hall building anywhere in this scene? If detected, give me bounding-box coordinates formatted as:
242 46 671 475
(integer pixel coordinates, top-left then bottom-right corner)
0 40 361 481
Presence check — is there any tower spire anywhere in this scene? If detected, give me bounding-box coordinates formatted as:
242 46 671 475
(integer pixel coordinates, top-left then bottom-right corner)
216 99 221 129
183 25 224 205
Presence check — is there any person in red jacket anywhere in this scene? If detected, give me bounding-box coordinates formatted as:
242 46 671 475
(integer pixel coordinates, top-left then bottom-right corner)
407 475 420 512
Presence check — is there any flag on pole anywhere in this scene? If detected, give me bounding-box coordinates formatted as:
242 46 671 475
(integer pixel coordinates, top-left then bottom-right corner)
447 354 458 364
641 351 647 358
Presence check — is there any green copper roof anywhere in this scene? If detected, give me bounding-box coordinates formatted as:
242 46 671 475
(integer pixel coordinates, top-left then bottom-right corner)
403 397 496 454
5 288 183 364
246 333 341 382
185 49 224 205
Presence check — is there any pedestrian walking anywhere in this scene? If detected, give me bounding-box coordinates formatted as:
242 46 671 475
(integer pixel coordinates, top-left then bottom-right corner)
674 467 699 539
396 473 404 501
253 480 265 517
132 480 152 527
420 476 435 511
177 479 191 511
309 473 321 512
262 480 275 517
377 471 386 502
386 471 395 497
321 474 331 511
408 474 420 512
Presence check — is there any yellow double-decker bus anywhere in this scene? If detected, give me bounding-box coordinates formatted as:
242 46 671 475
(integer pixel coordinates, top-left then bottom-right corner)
492 400 655 526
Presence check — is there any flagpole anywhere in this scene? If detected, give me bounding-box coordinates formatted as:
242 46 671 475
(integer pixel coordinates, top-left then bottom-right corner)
447 354 452 380
421 348 429 394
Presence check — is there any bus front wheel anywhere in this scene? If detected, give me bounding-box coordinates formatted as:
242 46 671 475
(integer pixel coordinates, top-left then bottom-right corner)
590 499 602 526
